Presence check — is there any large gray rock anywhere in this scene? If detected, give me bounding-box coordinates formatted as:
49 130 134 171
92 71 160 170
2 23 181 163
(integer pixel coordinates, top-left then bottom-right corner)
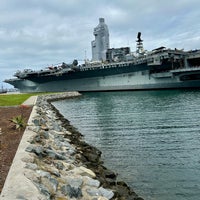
71 166 96 178
84 176 100 187
34 182 51 199
65 176 83 188
99 187 114 199
61 184 82 198
86 187 114 200
45 149 66 160
36 170 51 178
41 177 58 194
26 145 46 158
25 163 38 170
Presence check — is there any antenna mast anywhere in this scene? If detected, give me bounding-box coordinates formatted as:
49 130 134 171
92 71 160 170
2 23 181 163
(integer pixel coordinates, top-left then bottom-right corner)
136 32 144 55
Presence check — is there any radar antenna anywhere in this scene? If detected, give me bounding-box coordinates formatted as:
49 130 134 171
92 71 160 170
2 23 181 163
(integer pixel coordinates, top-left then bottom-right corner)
136 32 144 55
137 32 143 42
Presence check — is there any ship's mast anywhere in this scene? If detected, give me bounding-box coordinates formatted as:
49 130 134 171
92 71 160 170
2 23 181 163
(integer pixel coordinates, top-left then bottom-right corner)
136 32 144 55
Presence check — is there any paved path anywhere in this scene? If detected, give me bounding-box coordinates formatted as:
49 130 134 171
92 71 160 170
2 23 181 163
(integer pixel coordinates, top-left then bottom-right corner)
22 96 38 106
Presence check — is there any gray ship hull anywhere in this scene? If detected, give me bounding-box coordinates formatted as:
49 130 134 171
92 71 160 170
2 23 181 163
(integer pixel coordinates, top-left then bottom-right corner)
6 71 200 93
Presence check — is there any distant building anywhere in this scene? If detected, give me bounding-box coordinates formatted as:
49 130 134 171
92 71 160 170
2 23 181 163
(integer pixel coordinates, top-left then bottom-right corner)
91 18 110 61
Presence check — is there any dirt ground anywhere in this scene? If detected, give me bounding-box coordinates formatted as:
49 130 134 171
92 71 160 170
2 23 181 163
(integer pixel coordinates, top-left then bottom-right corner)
0 106 32 193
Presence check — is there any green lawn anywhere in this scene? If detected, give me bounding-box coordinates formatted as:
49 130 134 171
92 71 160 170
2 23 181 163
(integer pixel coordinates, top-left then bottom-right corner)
0 92 55 106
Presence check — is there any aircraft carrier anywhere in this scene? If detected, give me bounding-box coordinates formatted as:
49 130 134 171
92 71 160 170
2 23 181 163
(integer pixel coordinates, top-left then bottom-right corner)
5 18 200 92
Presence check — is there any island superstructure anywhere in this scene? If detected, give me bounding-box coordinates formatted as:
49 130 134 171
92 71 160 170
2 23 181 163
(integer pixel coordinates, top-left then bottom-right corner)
5 18 200 92
91 18 110 61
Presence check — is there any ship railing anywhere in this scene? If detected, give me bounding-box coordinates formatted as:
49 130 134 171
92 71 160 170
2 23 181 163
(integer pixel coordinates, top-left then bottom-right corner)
171 66 200 73
187 52 200 59
81 60 136 71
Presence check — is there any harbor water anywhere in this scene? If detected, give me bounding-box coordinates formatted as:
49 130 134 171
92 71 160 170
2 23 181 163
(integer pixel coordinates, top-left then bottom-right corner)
53 90 200 200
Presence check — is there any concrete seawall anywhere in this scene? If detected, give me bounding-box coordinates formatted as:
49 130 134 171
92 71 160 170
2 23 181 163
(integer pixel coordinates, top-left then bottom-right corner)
0 92 143 200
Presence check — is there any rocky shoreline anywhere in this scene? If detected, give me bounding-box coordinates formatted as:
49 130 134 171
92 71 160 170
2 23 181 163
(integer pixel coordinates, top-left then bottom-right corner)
1 92 144 200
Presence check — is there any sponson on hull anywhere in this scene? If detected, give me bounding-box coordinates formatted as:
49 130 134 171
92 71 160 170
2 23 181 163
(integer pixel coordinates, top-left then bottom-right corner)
5 18 200 92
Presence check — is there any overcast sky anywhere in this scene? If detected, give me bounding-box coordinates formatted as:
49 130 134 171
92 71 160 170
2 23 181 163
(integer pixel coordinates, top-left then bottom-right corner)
1 0 200 88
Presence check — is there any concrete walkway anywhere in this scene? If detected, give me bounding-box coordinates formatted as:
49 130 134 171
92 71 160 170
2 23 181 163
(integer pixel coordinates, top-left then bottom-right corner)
22 95 38 106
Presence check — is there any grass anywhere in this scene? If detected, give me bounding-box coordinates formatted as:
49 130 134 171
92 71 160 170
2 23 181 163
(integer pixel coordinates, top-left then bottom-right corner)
0 92 56 106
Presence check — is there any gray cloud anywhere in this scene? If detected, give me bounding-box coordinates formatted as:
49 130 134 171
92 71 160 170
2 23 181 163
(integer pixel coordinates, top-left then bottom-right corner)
1 0 200 87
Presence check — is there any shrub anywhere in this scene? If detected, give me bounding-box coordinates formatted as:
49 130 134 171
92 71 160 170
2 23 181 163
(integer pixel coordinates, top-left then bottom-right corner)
10 115 26 130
